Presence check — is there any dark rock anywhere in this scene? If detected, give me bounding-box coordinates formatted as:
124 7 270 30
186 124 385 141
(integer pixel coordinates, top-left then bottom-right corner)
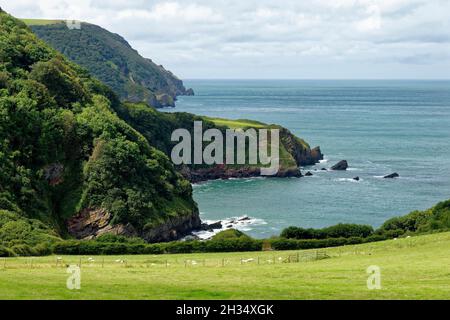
208 221 223 229
68 208 138 240
305 171 313 176
238 216 250 221
353 176 360 181
321 168 327 171
383 173 399 179
142 211 202 242
185 88 195 96
155 93 175 107
331 160 348 170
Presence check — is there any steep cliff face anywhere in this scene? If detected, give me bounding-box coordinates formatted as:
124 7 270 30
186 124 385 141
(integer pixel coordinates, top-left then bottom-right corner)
279 127 323 166
27 21 194 108
67 207 201 242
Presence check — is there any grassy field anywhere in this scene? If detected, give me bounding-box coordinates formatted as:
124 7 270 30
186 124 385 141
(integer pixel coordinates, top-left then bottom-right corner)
21 19 63 26
0 232 449 299
206 117 267 129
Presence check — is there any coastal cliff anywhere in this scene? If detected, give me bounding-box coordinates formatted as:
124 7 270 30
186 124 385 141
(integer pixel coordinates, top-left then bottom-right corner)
179 126 323 183
26 20 194 108
67 207 201 242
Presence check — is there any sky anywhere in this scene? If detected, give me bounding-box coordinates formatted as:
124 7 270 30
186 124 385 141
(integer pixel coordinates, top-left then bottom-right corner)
1 0 450 79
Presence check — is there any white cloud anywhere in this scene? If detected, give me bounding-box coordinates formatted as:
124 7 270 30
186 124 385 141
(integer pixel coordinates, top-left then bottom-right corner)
1 0 449 78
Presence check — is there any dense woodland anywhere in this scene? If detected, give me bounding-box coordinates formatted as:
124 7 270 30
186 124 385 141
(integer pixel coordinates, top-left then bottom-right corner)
30 22 192 107
0 10 197 255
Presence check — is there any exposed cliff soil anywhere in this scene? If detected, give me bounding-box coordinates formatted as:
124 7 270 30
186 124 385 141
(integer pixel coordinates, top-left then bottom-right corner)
67 208 201 242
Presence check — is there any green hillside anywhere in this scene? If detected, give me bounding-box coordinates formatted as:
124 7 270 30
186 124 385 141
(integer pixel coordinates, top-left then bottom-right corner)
0 10 199 252
25 19 194 108
0 9 324 255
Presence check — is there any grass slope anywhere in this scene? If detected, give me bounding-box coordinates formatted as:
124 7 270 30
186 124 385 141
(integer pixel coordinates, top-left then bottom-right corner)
21 19 63 26
0 232 448 299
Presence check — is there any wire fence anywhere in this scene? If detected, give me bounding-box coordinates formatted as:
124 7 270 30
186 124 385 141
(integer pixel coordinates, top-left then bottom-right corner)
0 250 331 270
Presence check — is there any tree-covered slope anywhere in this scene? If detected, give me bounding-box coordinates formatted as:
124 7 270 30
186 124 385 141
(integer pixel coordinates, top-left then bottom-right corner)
0 9 323 254
0 9 200 249
26 20 194 108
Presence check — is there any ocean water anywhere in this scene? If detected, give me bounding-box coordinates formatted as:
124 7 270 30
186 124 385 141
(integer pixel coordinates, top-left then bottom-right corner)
166 80 450 238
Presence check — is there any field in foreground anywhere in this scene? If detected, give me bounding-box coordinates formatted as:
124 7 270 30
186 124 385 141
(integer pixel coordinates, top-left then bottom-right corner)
0 232 449 299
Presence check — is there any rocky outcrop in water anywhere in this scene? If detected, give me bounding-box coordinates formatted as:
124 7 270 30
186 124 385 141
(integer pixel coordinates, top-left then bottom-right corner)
331 160 348 170
383 173 399 179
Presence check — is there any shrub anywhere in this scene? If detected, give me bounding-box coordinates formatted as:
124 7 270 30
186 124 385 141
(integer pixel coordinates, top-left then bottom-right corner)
32 243 52 256
0 245 14 257
212 229 252 241
10 244 36 256
281 224 373 240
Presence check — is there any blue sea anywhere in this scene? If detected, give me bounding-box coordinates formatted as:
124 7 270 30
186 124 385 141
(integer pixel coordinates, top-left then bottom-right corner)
166 80 450 238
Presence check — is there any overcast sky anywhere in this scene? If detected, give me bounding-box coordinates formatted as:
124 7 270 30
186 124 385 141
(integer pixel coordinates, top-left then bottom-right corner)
2 0 450 79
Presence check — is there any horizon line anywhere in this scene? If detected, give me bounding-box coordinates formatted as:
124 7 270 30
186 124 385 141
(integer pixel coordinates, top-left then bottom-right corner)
183 78 450 81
